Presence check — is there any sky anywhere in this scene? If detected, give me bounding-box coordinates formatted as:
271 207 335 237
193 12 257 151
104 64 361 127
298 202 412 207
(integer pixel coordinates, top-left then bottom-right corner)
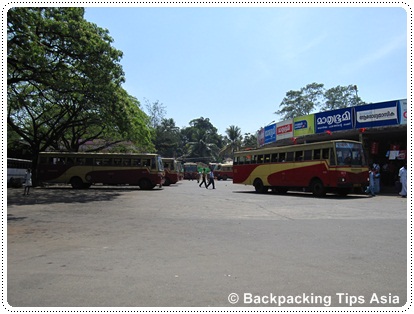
84 5 408 136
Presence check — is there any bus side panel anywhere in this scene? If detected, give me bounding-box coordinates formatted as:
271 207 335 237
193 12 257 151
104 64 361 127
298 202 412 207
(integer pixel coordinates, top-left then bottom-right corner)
38 164 70 184
267 162 329 187
86 168 158 185
165 170 179 184
233 164 260 184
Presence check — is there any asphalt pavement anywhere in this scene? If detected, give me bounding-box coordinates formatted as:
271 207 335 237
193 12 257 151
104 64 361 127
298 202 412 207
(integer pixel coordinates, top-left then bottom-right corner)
6 179 409 309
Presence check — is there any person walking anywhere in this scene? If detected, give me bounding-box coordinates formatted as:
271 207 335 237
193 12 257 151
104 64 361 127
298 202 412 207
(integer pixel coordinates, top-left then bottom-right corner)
365 166 376 196
199 169 208 188
399 163 407 198
373 162 381 194
23 168 32 196
206 169 215 189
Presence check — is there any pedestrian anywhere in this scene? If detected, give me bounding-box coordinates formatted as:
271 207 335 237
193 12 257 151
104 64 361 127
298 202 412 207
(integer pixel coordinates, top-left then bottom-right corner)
399 163 407 198
206 169 215 189
365 166 376 196
23 168 32 196
373 162 381 194
199 169 208 188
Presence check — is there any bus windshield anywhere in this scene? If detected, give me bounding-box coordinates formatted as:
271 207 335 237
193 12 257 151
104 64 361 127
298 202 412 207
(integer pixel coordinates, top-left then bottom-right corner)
335 142 367 166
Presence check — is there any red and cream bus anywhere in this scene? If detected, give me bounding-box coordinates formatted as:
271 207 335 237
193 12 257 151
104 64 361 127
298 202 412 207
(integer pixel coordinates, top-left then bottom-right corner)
213 162 233 180
183 162 198 180
233 140 369 197
162 158 180 186
38 152 165 189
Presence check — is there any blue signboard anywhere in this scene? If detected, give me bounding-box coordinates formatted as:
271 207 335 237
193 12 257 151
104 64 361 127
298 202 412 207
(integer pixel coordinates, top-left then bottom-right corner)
354 101 399 129
264 123 276 144
315 107 353 133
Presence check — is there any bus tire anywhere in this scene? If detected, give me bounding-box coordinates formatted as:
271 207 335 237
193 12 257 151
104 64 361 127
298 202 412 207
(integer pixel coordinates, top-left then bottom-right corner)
254 179 268 194
70 177 84 189
139 178 153 190
310 179 326 197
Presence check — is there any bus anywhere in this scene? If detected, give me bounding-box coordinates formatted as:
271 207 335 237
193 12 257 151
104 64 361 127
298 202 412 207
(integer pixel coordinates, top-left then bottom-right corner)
213 162 233 180
183 162 198 180
233 140 369 197
7 158 32 187
162 158 180 186
37 152 165 190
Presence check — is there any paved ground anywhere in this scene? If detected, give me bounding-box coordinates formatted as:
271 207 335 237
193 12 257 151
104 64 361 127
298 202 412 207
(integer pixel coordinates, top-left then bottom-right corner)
5 180 408 309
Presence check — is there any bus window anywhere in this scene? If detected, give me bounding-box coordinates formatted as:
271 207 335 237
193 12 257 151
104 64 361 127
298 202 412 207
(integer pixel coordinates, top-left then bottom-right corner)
113 158 122 166
132 158 141 167
67 157 75 165
251 155 257 164
85 158 93 166
304 150 312 161
314 149 321 160
142 159 151 167
123 159 131 166
76 158 85 165
295 151 303 161
102 158 112 166
279 152 286 162
322 148 330 160
95 158 103 166
271 153 278 163
257 155 264 163
264 154 271 163
286 152 294 162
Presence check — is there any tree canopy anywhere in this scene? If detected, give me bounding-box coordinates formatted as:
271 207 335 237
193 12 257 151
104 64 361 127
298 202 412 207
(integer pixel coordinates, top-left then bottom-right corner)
7 7 153 165
276 82 365 121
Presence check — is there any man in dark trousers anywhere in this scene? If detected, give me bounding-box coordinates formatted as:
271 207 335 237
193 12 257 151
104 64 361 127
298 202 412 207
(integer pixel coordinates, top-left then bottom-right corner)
206 169 215 189
199 169 208 188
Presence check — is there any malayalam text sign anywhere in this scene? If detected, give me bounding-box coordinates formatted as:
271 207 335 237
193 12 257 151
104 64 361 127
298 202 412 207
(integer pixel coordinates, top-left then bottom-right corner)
264 123 276 144
293 114 315 137
354 101 399 128
276 119 293 141
315 108 353 133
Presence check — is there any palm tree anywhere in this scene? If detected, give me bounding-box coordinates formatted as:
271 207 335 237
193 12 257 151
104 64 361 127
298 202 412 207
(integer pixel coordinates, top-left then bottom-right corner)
219 125 242 160
186 128 220 161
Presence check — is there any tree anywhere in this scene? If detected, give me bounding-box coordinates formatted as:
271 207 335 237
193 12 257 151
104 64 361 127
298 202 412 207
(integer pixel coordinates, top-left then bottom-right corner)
241 133 258 150
180 117 222 161
275 83 324 120
219 125 242 160
144 98 167 129
154 118 181 157
7 8 153 178
322 85 364 111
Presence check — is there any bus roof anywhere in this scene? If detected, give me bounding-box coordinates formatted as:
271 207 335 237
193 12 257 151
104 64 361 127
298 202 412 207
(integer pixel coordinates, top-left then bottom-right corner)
234 140 363 156
38 152 159 157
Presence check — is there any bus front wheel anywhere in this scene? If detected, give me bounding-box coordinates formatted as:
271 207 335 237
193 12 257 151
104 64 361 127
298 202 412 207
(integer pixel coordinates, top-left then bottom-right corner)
70 177 84 189
310 179 326 197
139 178 154 190
254 179 268 194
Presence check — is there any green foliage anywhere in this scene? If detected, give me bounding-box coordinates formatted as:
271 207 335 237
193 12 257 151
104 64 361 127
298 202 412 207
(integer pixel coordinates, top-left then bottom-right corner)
276 83 324 120
219 125 242 159
276 82 365 120
7 7 153 160
180 117 222 162
322 85 365 111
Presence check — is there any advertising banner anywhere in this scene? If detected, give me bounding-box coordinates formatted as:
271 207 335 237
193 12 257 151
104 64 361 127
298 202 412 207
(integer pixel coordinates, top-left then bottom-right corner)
276 119 293 141
354 100 399 128
399 99 407 125
315 107 353 133
264 123 276 144
293 114 315 137
257 128 264 147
